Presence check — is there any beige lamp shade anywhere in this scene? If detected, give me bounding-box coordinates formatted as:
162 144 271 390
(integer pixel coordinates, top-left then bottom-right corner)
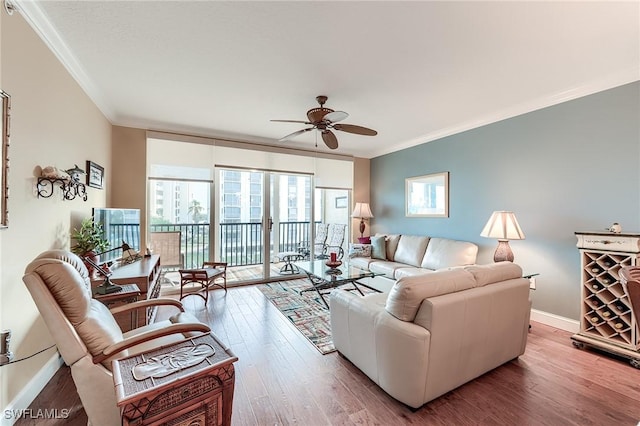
352 202 374 241
480 211 525 262
351 202 374 219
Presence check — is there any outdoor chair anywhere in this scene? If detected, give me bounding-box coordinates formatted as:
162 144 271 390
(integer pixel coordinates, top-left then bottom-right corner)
317 223 346 260
298 223 329 259
149 231 184 285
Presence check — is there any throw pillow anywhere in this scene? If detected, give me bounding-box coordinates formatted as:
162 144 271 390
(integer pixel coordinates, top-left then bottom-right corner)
348 243 372 258
370 236 386 260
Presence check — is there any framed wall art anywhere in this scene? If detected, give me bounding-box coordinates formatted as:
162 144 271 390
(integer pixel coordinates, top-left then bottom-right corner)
0 90 10 229
86 161 104 189
335 196 347 209
405 171 449 217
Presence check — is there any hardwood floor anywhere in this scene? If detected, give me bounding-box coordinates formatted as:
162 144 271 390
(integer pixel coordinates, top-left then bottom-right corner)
15 285 640 425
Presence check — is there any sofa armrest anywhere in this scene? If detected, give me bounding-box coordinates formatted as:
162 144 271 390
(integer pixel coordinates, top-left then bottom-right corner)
412 278 531 403
330 289 433 408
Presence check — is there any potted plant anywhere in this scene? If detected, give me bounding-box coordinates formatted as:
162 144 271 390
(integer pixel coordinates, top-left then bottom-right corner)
71 218 109 276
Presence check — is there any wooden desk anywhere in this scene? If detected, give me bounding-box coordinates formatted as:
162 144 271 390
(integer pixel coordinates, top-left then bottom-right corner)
108 255 161 326
113 332 238 426
94 284 141 332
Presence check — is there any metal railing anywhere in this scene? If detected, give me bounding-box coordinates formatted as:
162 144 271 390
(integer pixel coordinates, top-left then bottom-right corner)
148 221 319 268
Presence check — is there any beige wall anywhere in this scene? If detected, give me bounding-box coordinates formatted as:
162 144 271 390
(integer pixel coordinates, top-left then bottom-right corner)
352 157 371 242
111 126 148 250
0 11 111 413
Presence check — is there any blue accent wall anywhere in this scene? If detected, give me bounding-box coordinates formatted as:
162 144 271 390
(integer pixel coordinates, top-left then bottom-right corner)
370 81 640 320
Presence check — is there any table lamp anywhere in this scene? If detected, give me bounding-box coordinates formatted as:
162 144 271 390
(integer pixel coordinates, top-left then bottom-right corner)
352 202 374 244
480 211 525 262
84 240 141 294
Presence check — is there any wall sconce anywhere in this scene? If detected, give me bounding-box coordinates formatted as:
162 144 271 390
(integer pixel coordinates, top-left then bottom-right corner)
480 211 525 262
37 164 88 201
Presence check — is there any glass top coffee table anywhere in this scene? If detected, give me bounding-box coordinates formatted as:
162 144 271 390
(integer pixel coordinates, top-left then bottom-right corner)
295 260 383 309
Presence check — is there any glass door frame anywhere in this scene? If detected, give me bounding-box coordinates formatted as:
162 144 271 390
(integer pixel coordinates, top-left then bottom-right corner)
214 166 314 285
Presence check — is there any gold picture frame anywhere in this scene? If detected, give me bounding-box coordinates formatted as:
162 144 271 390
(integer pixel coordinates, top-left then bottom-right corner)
405 172 449 217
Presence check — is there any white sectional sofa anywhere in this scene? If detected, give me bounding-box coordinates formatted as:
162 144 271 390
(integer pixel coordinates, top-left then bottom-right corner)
330 261 531 409
350 234 479 292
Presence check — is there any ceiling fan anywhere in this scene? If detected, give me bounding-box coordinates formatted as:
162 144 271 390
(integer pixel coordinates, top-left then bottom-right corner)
271 95 377 150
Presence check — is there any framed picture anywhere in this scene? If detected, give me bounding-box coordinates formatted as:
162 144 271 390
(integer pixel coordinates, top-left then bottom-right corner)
86 161 104 189
406 172 449 217
0 90 10 229
335 196 347 209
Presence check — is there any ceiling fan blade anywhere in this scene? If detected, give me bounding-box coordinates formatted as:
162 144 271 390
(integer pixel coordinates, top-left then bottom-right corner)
271 119 311 124
279 128 313 141
323 111 348 123
333 123 378 136
321 130 339 150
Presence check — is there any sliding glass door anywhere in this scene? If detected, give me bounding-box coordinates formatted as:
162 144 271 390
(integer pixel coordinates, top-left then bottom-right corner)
214 167 312 284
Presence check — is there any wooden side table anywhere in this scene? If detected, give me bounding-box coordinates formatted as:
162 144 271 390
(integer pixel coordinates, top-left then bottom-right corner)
94 284 141 332
113 332 238 426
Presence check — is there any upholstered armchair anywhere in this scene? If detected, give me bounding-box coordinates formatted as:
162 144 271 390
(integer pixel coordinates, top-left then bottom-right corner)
22 250 211 426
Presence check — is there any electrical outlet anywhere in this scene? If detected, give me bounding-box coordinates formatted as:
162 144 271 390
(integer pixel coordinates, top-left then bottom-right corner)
0 329 13 366
529 277 537 290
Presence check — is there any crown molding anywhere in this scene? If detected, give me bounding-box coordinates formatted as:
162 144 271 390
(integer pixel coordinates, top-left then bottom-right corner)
369 69 640 159
14 0 116 122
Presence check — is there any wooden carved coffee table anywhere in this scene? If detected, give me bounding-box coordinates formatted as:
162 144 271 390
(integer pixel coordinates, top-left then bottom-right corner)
113 332 238 426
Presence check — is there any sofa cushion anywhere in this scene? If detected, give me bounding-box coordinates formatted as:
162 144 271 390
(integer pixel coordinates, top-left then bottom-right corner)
385 269 477 321
421 238 478 270
370 235 386 259
369 261 408 278
349 243 372 258
464 262 522 286
385 234 401 260
394 267 434 280
393 235 430 267
350 256 373 269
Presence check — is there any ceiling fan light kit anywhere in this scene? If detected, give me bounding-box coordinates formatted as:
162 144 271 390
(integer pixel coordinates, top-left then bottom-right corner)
272 95 377 150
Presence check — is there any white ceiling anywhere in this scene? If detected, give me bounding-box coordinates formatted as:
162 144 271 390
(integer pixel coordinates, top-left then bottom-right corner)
16 1 640 159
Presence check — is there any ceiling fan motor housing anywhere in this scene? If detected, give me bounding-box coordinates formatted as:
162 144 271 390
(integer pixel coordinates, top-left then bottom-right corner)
307 107 334 123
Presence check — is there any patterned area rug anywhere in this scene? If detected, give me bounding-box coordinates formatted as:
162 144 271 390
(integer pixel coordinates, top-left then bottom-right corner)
258 279 350 354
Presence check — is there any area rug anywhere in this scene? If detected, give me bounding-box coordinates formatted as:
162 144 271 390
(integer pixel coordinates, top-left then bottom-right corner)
258 279 349 354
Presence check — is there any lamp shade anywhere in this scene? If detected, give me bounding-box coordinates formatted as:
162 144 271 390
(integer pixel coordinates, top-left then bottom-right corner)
480 211 525 240
351 202 374 219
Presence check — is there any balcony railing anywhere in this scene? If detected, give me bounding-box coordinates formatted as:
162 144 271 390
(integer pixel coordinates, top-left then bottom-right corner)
149 221 318 268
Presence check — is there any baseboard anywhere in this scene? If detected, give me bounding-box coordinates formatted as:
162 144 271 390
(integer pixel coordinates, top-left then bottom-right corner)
530 309 579 333
1 352 64 426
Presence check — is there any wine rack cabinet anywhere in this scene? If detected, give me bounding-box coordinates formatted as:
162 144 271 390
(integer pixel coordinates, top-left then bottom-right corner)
572 232 640 368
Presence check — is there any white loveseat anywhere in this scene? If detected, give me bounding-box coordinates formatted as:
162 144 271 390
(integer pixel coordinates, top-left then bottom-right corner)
330 262 531 409
350 234 479 292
